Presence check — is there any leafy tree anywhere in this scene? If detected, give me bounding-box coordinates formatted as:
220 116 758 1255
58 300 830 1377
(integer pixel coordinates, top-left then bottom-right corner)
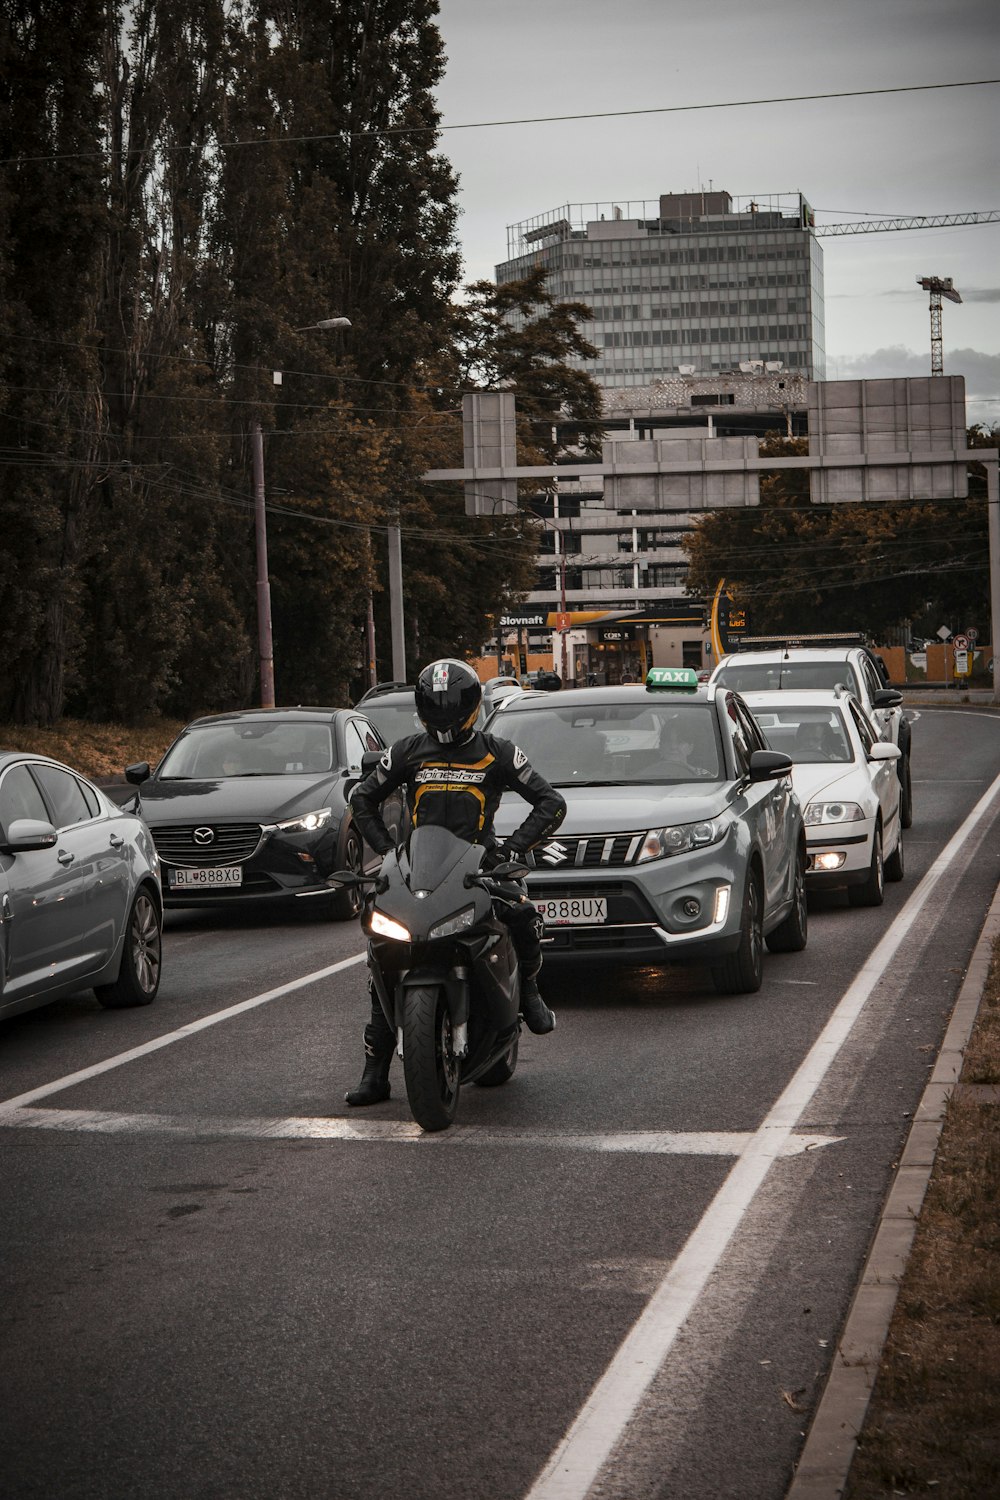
0 0 107 723
454 266 605 462
1 5 604 720
683 430 993 640
214 0 465 702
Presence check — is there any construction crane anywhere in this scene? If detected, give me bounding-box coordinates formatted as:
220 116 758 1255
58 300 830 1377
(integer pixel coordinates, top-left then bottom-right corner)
917 275 963 375
807 211 989 376
812 209 999 236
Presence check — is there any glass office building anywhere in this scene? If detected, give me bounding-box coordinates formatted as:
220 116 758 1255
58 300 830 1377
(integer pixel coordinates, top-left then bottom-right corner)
496 190 825 384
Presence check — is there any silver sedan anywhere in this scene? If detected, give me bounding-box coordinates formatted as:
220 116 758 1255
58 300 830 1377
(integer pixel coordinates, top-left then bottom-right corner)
0 752 162 1020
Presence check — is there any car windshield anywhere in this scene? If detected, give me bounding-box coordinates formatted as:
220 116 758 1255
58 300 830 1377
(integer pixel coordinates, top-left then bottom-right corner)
715 661 861 696
490 701 724 784
361 698 422 745
748 705 854 765
158 722 336 778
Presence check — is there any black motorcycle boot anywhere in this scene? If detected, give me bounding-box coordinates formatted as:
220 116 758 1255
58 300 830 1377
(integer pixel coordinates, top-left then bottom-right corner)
345 1022 394 1106
519 974 556 1035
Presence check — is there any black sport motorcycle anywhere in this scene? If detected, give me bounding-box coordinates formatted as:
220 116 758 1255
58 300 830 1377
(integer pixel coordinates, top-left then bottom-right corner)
332 825 526 1132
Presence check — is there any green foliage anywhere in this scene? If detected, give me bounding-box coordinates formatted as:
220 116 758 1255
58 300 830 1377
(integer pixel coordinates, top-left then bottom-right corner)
1 0 507 724
683 430 993 639
455 266 605 462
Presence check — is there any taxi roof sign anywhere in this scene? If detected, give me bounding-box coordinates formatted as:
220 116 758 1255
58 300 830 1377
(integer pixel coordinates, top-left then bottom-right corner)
645 666 699 691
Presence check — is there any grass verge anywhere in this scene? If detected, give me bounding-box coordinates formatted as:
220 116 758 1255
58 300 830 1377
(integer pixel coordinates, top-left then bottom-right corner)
844 932 1000 1498
0 718 184 782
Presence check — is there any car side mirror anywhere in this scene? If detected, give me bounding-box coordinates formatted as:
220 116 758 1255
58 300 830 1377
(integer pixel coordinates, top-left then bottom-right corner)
748 749 793 782
0 817 59 854
872 688 902 708
868 742 901 762
125 761 151 785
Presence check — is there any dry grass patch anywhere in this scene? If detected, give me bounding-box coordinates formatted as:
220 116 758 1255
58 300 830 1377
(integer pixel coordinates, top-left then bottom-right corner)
0 719 185 782
845 933 1000 1498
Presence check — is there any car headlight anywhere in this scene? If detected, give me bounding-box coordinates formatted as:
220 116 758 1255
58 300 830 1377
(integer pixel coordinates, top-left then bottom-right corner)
273 807 333 833
369 910 412 942
428 905 476 941
637 818 725 862
804 801 865 826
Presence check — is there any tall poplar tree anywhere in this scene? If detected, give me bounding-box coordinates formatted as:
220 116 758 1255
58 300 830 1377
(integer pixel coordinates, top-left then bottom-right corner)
0 0 107 723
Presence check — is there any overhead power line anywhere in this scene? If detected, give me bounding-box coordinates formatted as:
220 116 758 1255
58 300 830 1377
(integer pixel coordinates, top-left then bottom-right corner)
4 79 997 167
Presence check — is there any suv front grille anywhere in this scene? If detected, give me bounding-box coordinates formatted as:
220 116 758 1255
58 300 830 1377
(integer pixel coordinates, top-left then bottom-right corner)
151 822 264 866
528 834 644 869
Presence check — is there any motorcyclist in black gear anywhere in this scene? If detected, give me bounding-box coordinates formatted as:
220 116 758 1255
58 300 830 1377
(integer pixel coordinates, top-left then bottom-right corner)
345 657 567 1107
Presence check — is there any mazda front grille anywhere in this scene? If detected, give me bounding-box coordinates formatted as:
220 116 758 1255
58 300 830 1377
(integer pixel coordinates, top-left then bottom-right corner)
151 823 264 865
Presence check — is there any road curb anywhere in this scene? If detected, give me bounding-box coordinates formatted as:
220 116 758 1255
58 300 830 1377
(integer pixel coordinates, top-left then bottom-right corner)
785 878 1000 1499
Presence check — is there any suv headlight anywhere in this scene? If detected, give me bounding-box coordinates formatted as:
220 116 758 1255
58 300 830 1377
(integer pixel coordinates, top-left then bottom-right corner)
804 801 865 826
637 818 725 862
272 807 333 833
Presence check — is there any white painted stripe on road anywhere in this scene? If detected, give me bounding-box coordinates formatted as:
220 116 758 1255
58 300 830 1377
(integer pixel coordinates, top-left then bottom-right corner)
0 952 367 1113
525 764 1000 1500
0 1107 844 1157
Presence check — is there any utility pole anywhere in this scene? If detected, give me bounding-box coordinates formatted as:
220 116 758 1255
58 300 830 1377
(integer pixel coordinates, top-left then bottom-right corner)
387 517 406 680
251 418 275 708
365 591 377 691
250 317 351 707
917 276 962 376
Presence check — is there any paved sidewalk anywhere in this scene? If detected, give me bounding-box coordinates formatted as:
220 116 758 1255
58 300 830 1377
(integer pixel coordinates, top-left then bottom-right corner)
899 686 999 707
786 880 1000 1498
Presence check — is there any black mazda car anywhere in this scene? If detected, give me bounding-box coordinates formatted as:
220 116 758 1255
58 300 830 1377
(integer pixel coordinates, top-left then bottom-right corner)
125 708 403 919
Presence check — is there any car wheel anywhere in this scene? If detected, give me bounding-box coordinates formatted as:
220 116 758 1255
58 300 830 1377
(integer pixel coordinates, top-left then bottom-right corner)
327 826 363 921
898 750 913 829
95 887 162 1009
712 869 764 995
766 846 808 953
885 825 905 882
849 827 884 907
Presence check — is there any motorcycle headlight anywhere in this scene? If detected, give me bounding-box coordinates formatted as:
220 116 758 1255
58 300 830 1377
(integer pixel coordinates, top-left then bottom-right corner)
428 905 476 941
369 910 412 942
804 801 865 826
637 818 725 863
273 807 333 834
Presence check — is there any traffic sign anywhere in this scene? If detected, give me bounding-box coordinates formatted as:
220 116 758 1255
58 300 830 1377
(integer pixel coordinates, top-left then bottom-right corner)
954 649 970 675
966 627 979 643
952 633 969 650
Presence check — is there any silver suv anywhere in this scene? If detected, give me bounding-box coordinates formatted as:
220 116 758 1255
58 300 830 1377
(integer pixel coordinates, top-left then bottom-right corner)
709 635 912 827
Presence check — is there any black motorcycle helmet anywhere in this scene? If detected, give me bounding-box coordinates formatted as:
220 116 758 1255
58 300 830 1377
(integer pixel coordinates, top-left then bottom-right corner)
414 659 483 745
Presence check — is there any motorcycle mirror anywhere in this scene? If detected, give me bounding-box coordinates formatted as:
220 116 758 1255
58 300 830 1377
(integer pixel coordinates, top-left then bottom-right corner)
489 860 530 879
328 870 360 887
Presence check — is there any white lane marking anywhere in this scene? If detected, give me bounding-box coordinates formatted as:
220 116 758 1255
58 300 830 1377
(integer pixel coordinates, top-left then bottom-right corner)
525 765 1000 1500
0 953 367 1114
0 1108 844 1157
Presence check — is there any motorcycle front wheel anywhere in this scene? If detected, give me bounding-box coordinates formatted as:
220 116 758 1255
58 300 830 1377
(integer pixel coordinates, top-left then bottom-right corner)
402 984 461 1132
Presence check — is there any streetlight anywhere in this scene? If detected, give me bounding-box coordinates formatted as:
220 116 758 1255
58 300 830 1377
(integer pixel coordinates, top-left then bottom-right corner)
251 316 352 707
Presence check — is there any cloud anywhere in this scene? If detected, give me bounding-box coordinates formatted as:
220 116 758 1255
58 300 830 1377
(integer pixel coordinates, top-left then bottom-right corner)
962 289 1000 304
827 347 1000 425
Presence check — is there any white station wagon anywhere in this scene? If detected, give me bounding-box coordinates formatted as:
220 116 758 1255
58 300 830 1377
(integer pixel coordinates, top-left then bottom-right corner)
740 688 904 906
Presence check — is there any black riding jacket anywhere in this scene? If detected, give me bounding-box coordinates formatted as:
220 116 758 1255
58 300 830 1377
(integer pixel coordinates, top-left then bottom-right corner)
350 730 566 858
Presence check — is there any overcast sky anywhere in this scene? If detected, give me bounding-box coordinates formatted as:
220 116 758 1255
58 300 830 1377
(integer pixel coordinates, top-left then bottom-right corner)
432 0 1000 426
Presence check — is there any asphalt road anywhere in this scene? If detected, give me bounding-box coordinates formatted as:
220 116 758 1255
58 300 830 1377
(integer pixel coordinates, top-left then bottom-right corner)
2 706 999 1500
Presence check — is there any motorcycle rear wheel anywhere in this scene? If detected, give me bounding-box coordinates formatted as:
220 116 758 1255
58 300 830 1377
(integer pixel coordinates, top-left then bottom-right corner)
402 984 461 1131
